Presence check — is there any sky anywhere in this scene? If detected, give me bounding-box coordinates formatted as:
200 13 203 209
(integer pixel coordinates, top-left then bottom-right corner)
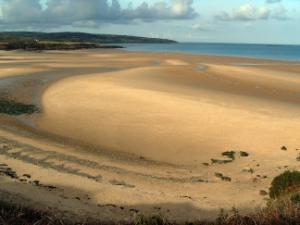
0 0 299 44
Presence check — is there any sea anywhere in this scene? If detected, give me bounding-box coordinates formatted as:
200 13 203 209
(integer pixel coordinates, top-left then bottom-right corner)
123 43 300 61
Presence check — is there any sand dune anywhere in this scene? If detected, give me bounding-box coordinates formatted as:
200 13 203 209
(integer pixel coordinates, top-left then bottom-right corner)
1 50 300 222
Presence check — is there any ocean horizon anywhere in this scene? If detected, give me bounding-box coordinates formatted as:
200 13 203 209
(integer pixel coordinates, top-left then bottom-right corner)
124 42 300 61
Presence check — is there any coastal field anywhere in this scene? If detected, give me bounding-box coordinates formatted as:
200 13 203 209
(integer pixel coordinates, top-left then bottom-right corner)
0 49 300 223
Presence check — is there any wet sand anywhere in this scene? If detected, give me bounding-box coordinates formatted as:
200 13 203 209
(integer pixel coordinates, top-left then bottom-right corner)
0 49 300 223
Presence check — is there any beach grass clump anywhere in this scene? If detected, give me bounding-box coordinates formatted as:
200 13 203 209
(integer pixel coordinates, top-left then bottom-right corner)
222 151 236 160
240 151 249 157
0 198 300 225
260 190 268 196
134 215 164 225
269 170 300 199
0 99 39 115
215 172 232 182
211 159 233 164
281 146 288 151
210 150 250 165
242 167 254 174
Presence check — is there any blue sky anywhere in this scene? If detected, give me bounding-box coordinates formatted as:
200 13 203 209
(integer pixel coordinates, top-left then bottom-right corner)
0 0 299 44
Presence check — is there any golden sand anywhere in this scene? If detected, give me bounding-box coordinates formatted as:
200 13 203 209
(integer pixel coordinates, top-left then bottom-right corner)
0 49 300 222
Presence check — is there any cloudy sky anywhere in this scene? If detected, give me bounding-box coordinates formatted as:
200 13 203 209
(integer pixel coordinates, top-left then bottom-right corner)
0 0 299 44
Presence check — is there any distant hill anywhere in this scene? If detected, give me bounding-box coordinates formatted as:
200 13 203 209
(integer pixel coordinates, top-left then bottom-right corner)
0 32 177 44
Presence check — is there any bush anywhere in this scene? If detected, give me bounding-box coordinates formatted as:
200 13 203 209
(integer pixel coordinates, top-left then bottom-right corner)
269 171 300 199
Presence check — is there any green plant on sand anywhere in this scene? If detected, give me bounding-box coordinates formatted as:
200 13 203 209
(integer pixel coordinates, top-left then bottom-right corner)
222 151 236 160
269 170 300 199
0 99 39 115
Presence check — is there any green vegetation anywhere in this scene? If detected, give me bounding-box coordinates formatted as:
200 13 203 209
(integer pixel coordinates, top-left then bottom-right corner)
215 172 232 182
214 150 249 165
260 190 268 196
269 170 300 199
0 199 299 225
0 39 122 51
135 215 164 225
222 151 236 160
0 31 176 44
0 200 61 225
242 167 254 174
290 193 300 204
1 171 299 225
0 99 39 115
281 146 288 151
211 158 233 164
0 31 176 50
239 151 249 157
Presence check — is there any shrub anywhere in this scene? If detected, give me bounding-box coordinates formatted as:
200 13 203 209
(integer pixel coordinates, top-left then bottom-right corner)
269 171 300 199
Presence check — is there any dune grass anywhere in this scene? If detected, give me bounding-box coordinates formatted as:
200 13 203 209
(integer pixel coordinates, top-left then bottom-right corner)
0 171 299 225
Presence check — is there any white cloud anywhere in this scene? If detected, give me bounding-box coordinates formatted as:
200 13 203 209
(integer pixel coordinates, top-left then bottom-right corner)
215 3 289 22
266 0 282 4
0 0 198 28
192 23 213 31
0 0 43 24
272 5 289 20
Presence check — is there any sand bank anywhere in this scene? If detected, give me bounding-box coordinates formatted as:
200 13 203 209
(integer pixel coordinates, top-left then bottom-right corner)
0 49 300 222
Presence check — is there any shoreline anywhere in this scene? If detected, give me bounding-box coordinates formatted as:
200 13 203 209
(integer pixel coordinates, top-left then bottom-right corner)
0 49 300 222
120 42 300 63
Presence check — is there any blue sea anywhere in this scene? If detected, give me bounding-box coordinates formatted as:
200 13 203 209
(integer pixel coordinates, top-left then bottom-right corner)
124 43 300 61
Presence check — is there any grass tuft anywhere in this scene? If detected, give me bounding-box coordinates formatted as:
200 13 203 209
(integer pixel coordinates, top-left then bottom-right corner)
211 159 232 164
222 151 236 160
134 215 164 225
240 151 249 157
0 171 300 225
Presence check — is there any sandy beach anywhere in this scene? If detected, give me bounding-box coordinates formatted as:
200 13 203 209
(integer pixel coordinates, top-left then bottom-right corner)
0 49 300 223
